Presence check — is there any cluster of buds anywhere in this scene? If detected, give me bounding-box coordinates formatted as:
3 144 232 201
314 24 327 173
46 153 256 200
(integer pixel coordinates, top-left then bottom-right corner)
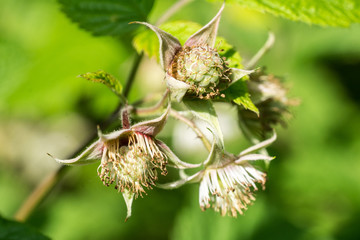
51 2 295 220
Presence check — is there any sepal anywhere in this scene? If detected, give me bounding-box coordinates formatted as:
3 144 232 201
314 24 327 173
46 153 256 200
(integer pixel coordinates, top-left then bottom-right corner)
48 141 103 165
166 74 191 102
185 2 225 48
122 190 135 222
156 140 201 169
131 104 170 136
156 171 202 189
239 131 277 156
132 22 182 70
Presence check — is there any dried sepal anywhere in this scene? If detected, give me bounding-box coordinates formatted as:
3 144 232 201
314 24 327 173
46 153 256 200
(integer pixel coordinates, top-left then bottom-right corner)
132 21 182 70
229 68 255 83
131 104 170 136
184 2 225 48
156 140 201 169
48 140 103 165
165 74 191 102
235 153 274 164
156 171 202 190
239 131 277 156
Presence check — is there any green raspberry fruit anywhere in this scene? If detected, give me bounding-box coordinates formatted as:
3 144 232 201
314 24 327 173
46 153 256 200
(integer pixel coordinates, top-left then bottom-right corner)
170 45 230 99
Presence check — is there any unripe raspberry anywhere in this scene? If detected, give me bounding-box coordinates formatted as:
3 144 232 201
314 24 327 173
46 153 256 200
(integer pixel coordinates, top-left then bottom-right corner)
135 3 253 101
170 45 230 98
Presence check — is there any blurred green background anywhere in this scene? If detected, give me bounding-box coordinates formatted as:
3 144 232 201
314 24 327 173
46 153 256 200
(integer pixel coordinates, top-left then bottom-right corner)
1 0 360 239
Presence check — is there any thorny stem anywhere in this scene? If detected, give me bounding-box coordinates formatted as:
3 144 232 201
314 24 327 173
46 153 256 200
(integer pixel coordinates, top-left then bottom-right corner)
14 0 193 222
170 109 212 152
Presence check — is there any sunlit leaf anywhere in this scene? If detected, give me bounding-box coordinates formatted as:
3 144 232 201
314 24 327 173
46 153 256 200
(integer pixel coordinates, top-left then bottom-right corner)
215 37 243 69
221 0 360 27
221 80 259 115
80 70 123 97
58 0 154 36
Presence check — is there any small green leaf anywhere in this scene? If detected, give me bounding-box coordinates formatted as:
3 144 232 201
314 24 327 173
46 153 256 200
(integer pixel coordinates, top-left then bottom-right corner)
234 93 259 115
183 99 224 148
0 216 50 240
215 37 243 69
58 0 154 36
133 21 243 68
222 80 259 115
80 70 123 97
222 0 360 27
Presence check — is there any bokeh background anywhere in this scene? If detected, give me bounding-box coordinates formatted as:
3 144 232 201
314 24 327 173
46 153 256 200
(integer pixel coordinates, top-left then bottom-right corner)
1 0 360 239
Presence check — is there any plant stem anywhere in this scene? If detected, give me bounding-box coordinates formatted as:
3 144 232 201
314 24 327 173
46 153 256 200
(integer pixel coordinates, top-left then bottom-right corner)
132 89 169 115
155 0 193 26
246 32 275 69
14 53 143 222
170 109 212 152
123 53 144 97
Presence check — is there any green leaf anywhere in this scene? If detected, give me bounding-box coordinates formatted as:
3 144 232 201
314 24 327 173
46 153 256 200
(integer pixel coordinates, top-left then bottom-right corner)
183 99 224 148
133 21 243 68
58 0 154 36
222 0 360 27
215 37 243 69
0 216 50 240
80 70 123 97
222 80 259 115
234 93 259 115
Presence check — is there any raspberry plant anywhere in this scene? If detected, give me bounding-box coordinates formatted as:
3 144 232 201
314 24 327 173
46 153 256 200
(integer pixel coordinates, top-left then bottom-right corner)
7 0 360 238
